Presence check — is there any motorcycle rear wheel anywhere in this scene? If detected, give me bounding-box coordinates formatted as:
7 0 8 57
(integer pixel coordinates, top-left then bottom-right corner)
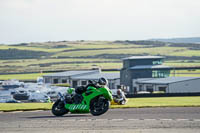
90 97 110 116
52 99 68 116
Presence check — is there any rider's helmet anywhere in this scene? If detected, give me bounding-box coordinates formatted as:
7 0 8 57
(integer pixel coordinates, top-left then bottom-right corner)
98 77 108 86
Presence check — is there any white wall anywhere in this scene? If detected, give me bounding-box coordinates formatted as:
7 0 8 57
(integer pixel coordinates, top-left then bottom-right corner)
109 79 120 90
169 79 200 93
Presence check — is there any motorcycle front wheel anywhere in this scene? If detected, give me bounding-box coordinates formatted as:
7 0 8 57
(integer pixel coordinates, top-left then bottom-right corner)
52 99 68 116
90 97 110 116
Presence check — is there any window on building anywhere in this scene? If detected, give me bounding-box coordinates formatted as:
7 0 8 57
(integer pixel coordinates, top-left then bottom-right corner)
111 83 115 89
62 79 67 83
45 78 50 83
146 86 153 93
159 87 166 92
153 60 163 65
117 85 122 89
53 79 58 84
81 80 87 86
139 85 143 91
72 80 78 88
152 70 170 78
108 83 112 89
126 86 130 92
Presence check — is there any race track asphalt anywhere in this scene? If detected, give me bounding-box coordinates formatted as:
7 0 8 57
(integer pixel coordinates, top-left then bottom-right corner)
0 107 200 133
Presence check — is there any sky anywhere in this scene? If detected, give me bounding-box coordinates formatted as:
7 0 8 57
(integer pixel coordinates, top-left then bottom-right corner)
0 0 200 44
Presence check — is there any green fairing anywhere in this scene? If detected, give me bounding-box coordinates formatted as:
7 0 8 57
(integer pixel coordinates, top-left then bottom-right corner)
65 86 112 113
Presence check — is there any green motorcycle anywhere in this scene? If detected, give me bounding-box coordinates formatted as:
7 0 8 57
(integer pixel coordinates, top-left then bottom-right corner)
52 79 113 116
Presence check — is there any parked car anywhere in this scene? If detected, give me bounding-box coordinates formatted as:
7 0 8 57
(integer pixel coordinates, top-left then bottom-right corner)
6 99 21 103
29 92 51 103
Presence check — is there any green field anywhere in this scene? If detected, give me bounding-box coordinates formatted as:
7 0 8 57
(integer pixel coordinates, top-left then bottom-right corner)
53 47 186 57
1 97 200 112
0 73 49 80
0 40 200 75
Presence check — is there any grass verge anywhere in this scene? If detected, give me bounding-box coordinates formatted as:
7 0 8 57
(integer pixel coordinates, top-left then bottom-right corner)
0 103 53 112
111 96 200 108
0 96 200 112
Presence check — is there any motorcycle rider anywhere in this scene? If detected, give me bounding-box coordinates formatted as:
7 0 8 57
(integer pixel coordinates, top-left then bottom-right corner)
114 89 127 105
66 77 108 104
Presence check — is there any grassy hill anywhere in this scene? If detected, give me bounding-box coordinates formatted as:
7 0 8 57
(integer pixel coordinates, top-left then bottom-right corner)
150 37 200 44
0 40 200 74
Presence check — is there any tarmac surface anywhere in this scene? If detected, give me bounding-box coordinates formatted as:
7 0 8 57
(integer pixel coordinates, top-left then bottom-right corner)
0 107 200 133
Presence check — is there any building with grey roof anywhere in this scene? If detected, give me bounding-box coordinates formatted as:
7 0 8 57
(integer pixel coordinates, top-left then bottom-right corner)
120 56 171 94
43 69 120 89
72 72 120 90
122 56 165 60
72 72 119 80
134 77 200 93
44 70 99 77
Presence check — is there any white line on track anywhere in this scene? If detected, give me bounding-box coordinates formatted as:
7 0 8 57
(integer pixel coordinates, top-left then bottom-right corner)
78 119 87 122
95 119 107 121
160 119 173 121
76 118 189 121
63 119 76 122
176 119 189 121
127 119 140 121
8 111 23 113
26 110 44 113
111 119 124 121
144 119 156 121
2 110 45 113
45 118 200 122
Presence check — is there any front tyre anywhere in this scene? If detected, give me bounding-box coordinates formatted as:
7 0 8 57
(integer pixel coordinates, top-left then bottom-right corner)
90 97 110 116
52 99 68 116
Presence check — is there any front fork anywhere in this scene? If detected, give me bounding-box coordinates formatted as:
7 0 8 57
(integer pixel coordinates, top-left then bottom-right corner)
58 92 67 105
96 97 105 108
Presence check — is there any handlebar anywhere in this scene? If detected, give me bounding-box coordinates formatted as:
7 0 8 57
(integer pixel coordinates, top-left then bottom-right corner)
88 80 98 85
88 80 93 84
87 80 99 88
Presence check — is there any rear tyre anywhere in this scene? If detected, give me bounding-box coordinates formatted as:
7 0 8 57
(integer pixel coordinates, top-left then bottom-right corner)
52 99 68 116
90 97 110 116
